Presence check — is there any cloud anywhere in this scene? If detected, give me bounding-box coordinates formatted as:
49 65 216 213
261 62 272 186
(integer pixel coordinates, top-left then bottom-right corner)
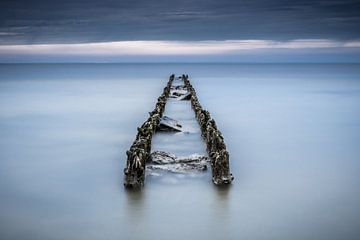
1 0 360 43
0 32 21 36
0 39 359 57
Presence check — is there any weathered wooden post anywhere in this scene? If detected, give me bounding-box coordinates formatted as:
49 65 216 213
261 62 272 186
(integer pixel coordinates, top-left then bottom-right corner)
123 74 174 188
123 74 233 187
182 75 234 185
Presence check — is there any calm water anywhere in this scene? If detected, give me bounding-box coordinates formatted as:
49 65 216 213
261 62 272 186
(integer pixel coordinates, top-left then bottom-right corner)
0 64 360 240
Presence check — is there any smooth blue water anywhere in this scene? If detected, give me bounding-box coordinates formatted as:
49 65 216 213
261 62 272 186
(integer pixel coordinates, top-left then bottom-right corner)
0 64 360 240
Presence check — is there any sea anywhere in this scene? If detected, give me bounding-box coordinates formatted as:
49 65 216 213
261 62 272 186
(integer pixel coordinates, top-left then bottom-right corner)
0 63 359 240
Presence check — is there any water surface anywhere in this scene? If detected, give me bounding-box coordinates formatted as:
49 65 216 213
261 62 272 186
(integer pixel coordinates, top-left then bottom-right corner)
0 63 360 240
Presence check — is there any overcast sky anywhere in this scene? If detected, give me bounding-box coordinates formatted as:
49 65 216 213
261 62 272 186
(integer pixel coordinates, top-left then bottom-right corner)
0 0 359 62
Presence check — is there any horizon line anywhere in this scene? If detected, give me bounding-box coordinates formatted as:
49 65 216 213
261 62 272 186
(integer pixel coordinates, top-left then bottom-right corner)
1 39 360 55
1 39 359 63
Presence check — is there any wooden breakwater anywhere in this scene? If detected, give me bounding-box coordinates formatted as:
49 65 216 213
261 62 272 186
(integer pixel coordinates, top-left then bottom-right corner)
123 74 174 188
183 75 234 185
124 74 233 188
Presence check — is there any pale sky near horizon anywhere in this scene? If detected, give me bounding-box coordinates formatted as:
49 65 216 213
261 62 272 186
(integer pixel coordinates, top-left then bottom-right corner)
1 0 359 62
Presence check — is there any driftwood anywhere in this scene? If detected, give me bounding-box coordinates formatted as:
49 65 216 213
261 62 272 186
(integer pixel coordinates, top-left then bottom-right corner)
157 116 182 132
146 151 209 174
177 92 192 101
169 85 191 100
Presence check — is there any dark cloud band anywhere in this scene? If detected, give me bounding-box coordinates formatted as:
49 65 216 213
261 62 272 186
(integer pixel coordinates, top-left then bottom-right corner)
1 0 359 44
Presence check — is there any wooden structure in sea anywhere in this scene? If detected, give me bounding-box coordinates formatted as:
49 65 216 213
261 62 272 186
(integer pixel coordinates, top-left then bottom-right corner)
124 74 234 188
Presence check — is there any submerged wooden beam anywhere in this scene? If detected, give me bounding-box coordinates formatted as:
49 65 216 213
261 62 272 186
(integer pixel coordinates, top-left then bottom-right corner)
123 74 233 188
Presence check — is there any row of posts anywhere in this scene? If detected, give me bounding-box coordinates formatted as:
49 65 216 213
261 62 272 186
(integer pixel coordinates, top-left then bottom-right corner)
123 74 175 188
124 74 233 188
183 75 234 185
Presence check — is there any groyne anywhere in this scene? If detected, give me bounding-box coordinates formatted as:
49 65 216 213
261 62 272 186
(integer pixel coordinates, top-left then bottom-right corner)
124 74 233 188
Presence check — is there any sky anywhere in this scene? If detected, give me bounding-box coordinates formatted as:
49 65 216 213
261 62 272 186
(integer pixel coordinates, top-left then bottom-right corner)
0 0 360 62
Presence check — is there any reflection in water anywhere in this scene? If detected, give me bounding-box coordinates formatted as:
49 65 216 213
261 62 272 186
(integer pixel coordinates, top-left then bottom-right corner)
213 184 231 203
213 186 231 240
211 184 231 221
125 188 146 240
125 188 145 209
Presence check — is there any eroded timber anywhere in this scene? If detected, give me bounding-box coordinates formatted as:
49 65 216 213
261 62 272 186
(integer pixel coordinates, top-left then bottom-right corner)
123 74 234 188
